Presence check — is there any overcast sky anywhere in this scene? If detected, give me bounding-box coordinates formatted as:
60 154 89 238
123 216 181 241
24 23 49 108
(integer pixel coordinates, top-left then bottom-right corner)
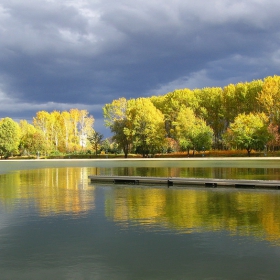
0 0 280 136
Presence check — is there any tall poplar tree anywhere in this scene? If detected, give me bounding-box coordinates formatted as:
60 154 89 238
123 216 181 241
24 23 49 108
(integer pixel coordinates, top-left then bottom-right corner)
257 75 280 124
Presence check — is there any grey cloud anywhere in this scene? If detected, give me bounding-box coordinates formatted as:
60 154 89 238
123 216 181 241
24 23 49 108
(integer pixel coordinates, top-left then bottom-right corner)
0 0 280 136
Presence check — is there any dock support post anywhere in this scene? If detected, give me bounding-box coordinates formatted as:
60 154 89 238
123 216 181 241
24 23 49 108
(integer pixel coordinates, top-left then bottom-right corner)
167 180 173 187
235 184 255 189
205 182 217 188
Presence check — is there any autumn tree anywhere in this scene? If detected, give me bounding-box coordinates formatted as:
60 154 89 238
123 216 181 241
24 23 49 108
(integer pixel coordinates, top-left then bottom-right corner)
68 109 94 149
33 109 94 153
61 111 72 151
22 131 48 156
49 111 62 150
267 123 280 152
245 79 263 113
222 80 263 131
175 108 213 155
222 83 238 128
78 110 94 149
103 97 132 158
69 108 80 145
152 89 198 138
223 113 271 156
19 120 48 156
257 75 280 124
234 82 257 115
33 111 51 143
0 117 21 158
19 119 36 152
196 87 224 148
125 98 166 157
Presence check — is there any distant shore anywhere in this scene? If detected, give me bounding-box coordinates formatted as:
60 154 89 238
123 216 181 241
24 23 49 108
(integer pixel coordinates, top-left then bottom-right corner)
1 157 280 161
1 157 280 176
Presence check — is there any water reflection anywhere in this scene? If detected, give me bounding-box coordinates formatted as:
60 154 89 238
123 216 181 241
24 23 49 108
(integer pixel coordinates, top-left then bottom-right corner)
1 166 280 246
0 167 95 216
104 186 280 245
100 166 280 180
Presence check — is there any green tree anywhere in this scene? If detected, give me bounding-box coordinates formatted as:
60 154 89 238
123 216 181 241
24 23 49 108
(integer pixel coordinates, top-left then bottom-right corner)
101 139 111 153
19 120 48 156
246 79 263 113
152 89 198 138
24 131 49 156
88 131 103 155
222 83 237 128
223 113 270 156
19 120 36 154
222 80 263 137
196 87 224 148
175 108 213 155
125 98 166 157
0 117 21 158
103 97 132 158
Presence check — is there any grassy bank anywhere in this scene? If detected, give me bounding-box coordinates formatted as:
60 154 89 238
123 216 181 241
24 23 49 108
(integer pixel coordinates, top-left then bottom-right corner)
3 149 280 160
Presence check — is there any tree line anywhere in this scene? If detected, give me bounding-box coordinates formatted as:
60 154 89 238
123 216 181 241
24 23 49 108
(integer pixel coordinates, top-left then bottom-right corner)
103 75 280 157
1 75 280 158
0 109 97 158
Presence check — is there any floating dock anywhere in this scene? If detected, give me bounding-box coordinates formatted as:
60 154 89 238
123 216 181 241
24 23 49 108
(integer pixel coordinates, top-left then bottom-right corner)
88 175 280 190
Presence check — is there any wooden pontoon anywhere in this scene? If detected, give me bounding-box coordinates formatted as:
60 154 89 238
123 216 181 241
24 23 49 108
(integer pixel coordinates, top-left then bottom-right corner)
88 175 280 189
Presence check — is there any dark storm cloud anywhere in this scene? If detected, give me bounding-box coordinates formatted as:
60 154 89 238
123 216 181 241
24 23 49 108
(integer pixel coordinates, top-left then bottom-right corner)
0 0 280 135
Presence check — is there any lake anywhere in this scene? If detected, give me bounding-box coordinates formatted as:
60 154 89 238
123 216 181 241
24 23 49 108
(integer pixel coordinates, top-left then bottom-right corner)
0 159 280 279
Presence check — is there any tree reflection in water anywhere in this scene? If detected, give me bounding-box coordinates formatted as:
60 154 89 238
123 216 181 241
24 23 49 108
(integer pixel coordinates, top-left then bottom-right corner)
1 166 280 246
105 186 280 246
0 167 95 216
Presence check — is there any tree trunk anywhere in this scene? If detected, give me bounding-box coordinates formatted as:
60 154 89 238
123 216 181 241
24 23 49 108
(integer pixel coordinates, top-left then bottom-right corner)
123 144 128 158
247 148 251 156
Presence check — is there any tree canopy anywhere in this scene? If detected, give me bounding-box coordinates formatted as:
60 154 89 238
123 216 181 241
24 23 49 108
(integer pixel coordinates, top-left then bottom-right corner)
2 75 280 158
223 113 270 156
0 118 21 158
103 75 280 157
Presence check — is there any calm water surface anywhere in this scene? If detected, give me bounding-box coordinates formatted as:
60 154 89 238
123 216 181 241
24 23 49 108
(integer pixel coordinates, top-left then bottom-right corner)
1 160 280 279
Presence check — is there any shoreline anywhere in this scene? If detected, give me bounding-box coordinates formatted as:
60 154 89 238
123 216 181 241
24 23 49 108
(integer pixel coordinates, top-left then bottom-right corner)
0 157 280 176
2 156 280 161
